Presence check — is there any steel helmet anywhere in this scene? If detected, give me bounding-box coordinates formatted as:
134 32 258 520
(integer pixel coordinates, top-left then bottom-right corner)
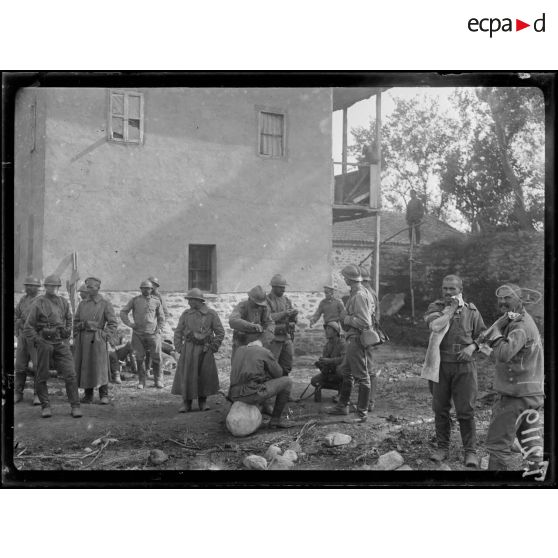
147 276 160 287
44 274 62 286
359 266 371 281
23 276 41 286
270 274 288 287
78 283 88 293
248 285 267 306
324 321 341 334
185 288 205 302
341 265 362 282
140 280 154 289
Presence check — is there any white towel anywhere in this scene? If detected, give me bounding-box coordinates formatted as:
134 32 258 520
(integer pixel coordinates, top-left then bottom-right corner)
421 322 450 383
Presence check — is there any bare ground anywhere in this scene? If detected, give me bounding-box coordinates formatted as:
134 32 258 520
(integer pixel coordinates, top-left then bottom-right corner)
12 345 527 472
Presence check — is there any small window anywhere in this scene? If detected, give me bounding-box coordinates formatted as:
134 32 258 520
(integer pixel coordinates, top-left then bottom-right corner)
188 245 216 292
109 90 144 144
258 109 286 158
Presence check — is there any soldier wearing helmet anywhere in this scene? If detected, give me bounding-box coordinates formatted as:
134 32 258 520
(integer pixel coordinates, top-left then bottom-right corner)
73 277 118 404
14 276 41 405
327 264 375 422
119 279 166 389
23 274 82 418
171 288 225 412
478 283 544 472
229 285 274 357
265 274 298 376
311 321 346 403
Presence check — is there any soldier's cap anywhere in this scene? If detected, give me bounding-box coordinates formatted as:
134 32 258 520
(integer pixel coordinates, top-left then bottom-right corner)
185 288 205 302
78 283 88 293
248 285 267 306
85 276 101 286
324 321 341 334
147 276 160 287
23 275 41 286
140 280 154 289
495 284 542 305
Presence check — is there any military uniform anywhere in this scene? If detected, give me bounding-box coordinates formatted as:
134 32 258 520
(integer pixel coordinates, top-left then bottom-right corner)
120 293 165 387
424 298 485 455
337 283 375 417
311 335 345 397
485 310 544 470
266 291 296 375
73 294 117 400
14 292 39 400
362 281 380 408
229 299 274 355
310 296 345 326
23 294 80 410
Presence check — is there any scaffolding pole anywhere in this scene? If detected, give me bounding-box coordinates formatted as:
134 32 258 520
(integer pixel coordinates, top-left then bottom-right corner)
373 93 381 297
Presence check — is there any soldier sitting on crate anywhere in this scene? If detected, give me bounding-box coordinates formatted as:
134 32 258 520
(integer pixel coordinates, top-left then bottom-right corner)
311 321 346 402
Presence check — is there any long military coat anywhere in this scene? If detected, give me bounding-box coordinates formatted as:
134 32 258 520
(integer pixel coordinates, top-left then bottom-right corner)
171 304 225 399
73 295 117 389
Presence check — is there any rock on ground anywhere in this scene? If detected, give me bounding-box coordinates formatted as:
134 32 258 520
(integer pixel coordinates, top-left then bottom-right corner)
269 456 295 470
149 449 168 465
226 401 262 437
243 455 268 470
324 432 352 447
282 449 298 462
264 444 282 461
371 450 404 470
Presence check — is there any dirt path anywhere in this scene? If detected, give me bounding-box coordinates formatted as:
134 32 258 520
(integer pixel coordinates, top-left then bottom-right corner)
12 345 521 471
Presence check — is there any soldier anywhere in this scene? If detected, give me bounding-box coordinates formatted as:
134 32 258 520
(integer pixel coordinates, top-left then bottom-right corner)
119 279 165 389
479 284 544 472
172 288 225 412
229 332 295 429
229 285 274 357
311 321 345 402
360 266 380 411
424 274 486 468
266 274 298 376
73 277 118 404
14 276 41 405
308 285 345 328
406 189 424 245
145 276 171 374
327 265 375 422
23 274 82 418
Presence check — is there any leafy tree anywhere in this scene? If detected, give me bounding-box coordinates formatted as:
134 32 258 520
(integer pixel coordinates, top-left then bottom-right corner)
350 95 456 218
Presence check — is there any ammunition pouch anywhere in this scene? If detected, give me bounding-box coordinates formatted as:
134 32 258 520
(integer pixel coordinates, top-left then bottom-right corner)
40 328 58 341
274 323 288 336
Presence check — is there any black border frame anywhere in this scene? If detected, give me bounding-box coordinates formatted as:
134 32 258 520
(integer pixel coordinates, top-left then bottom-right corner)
2 71 556 487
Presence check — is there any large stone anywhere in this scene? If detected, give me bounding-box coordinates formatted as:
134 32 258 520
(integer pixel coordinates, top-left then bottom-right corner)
324 432 352 447
242 455 268 470
396 464 413 471
226 401 263 437
371 450 404 470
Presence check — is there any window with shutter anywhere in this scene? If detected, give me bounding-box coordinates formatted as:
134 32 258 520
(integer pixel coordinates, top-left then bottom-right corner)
257 109 286 158
109 90 144 144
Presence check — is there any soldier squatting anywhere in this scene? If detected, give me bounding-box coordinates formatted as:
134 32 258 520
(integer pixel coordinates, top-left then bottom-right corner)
14 266 545 473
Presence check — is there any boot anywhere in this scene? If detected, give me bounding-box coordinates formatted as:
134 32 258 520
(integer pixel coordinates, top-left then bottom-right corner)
153 362 163 389
15 391 24 404
33 394 41 406
137 362 146 389
458 418 477 459
71 406 83 418
99 385 109 405
368 374 378 412
269 390 294 427
111 370 122 385
314 388 322 403
488 455 508 471
81 388 94 404
198 397 208 411
356 383 371 419
41 406 52 418
464 452 479 468
430 447 449 462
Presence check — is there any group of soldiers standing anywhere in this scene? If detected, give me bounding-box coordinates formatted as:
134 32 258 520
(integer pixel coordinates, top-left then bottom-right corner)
14 264 544 472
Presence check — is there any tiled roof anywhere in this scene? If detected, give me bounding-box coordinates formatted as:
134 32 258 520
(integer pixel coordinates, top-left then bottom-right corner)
332 211 465 245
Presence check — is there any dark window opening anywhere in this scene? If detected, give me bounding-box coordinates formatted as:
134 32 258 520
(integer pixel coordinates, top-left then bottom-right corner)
188 245 216 292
